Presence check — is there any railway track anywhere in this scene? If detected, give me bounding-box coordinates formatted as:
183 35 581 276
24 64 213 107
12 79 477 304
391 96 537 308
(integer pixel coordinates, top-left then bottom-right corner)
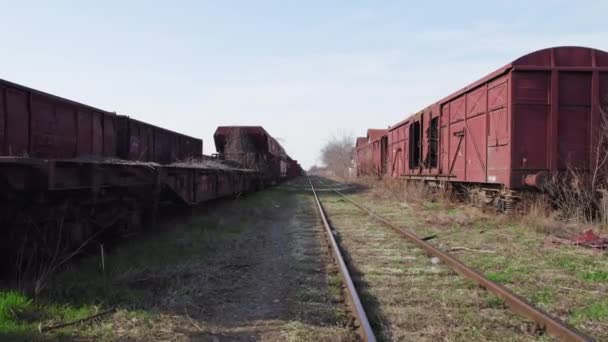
307 176 593 342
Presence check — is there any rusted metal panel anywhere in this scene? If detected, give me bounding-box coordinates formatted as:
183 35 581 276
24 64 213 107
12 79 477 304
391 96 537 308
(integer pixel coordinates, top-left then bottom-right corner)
513 104 549 170
466 86 487 118
464 114 487 182
77 109 92 156
554 47 592 67
440 105 449 175
5 88 29 156
448 120 466 179
103 114 116 157
91 112 103 156
0 86 6 154
598 51 608 67
601 73 608 107
557 72 592 169
449 96 466 123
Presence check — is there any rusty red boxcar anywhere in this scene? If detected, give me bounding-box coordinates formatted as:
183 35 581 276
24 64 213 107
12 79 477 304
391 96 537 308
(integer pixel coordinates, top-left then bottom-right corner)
384 46 608 201
356 129 388 177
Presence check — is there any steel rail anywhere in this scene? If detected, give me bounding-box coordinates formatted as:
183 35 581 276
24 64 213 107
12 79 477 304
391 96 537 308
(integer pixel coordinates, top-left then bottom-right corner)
308 177 377 342
316 177 594 342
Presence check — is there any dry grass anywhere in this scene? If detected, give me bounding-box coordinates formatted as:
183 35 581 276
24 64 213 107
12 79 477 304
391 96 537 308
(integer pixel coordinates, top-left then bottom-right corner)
342 178 608 340
2 186 355 341
320 192 544 341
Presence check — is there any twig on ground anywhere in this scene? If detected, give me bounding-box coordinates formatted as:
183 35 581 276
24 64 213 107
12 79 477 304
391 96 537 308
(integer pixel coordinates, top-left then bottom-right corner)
41 308 116 332
449 246 495 253
185 312 204 332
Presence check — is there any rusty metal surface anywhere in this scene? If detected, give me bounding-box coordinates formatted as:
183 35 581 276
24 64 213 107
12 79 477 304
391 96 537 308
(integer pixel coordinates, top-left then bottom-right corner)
0 78 202 164
382 46 608 191
356 129 387 177
319 179 594 342
308 177 376 342
117 117 202 164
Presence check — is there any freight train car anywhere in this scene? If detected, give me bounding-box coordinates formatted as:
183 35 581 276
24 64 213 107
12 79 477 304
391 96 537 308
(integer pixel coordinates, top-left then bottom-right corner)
0 80 299 278
355 129 388 177
0 79 201 163
213 126 293 184
286 157 304 178
359 46 608 208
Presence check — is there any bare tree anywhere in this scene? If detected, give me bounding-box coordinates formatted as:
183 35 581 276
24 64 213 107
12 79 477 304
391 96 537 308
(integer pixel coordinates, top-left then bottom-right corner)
320 133 355 180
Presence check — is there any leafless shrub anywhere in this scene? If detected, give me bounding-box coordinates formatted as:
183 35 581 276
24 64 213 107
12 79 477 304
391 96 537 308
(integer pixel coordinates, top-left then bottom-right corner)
320 133 355 180
14 202 116 296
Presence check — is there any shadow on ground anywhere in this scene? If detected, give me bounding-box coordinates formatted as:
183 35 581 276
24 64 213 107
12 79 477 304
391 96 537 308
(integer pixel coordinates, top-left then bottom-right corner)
1 179 355 341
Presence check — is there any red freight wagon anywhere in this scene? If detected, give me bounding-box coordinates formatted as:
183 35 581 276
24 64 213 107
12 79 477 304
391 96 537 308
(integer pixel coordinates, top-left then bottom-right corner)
356 129 388 177
0 79 120 159
214 126 291 181
355 137 368 176
0 79 202 164
116 118 202 164
388 46 608 193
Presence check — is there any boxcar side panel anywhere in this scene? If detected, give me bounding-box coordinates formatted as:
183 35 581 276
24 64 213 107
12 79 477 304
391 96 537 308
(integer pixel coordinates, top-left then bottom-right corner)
601 73 608 109
30 94 54 157
103 115 116 158
55 104 77 158
5 87 29 156
91 112 103 156
487 77 511 186
448 120 466 180
0 86 5 154
557 72 592 169
511 71 550 174
465 113 487 182
440 105 449 175
77 109 93 156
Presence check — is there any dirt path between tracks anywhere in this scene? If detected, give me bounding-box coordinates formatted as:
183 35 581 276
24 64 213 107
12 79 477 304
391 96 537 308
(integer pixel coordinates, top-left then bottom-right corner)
1 186 355 341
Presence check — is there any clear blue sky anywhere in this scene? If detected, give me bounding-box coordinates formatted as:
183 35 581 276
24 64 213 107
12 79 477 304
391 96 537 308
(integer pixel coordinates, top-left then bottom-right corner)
1 1 607 168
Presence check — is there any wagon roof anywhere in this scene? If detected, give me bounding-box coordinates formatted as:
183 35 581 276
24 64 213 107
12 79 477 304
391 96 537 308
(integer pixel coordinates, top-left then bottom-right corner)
367 129 388 142
389 46 608 130
355 137 368 148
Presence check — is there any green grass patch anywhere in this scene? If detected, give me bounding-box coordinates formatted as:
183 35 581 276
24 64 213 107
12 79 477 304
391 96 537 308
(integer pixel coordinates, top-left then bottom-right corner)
581 270 608 283
531 288 555 306
552 255 608 283
486 271 512 283
571 299 608 324
485 295 505 309
0 291 31 332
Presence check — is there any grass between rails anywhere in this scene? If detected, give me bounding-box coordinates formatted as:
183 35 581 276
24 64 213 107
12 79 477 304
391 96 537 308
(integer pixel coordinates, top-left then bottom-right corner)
343 178 608 340
319 192 546 342
1 187 354 341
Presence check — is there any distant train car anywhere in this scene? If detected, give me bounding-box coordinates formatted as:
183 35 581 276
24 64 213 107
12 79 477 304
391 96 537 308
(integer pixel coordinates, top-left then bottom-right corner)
286 157 303 177
372 46 608 207
355 129 387 177
214 126 293 183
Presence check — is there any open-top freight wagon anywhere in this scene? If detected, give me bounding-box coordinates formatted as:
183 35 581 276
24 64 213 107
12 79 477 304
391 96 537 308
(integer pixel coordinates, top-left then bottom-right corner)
357 46 608 208
214 126 301 183
0 79 300 278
